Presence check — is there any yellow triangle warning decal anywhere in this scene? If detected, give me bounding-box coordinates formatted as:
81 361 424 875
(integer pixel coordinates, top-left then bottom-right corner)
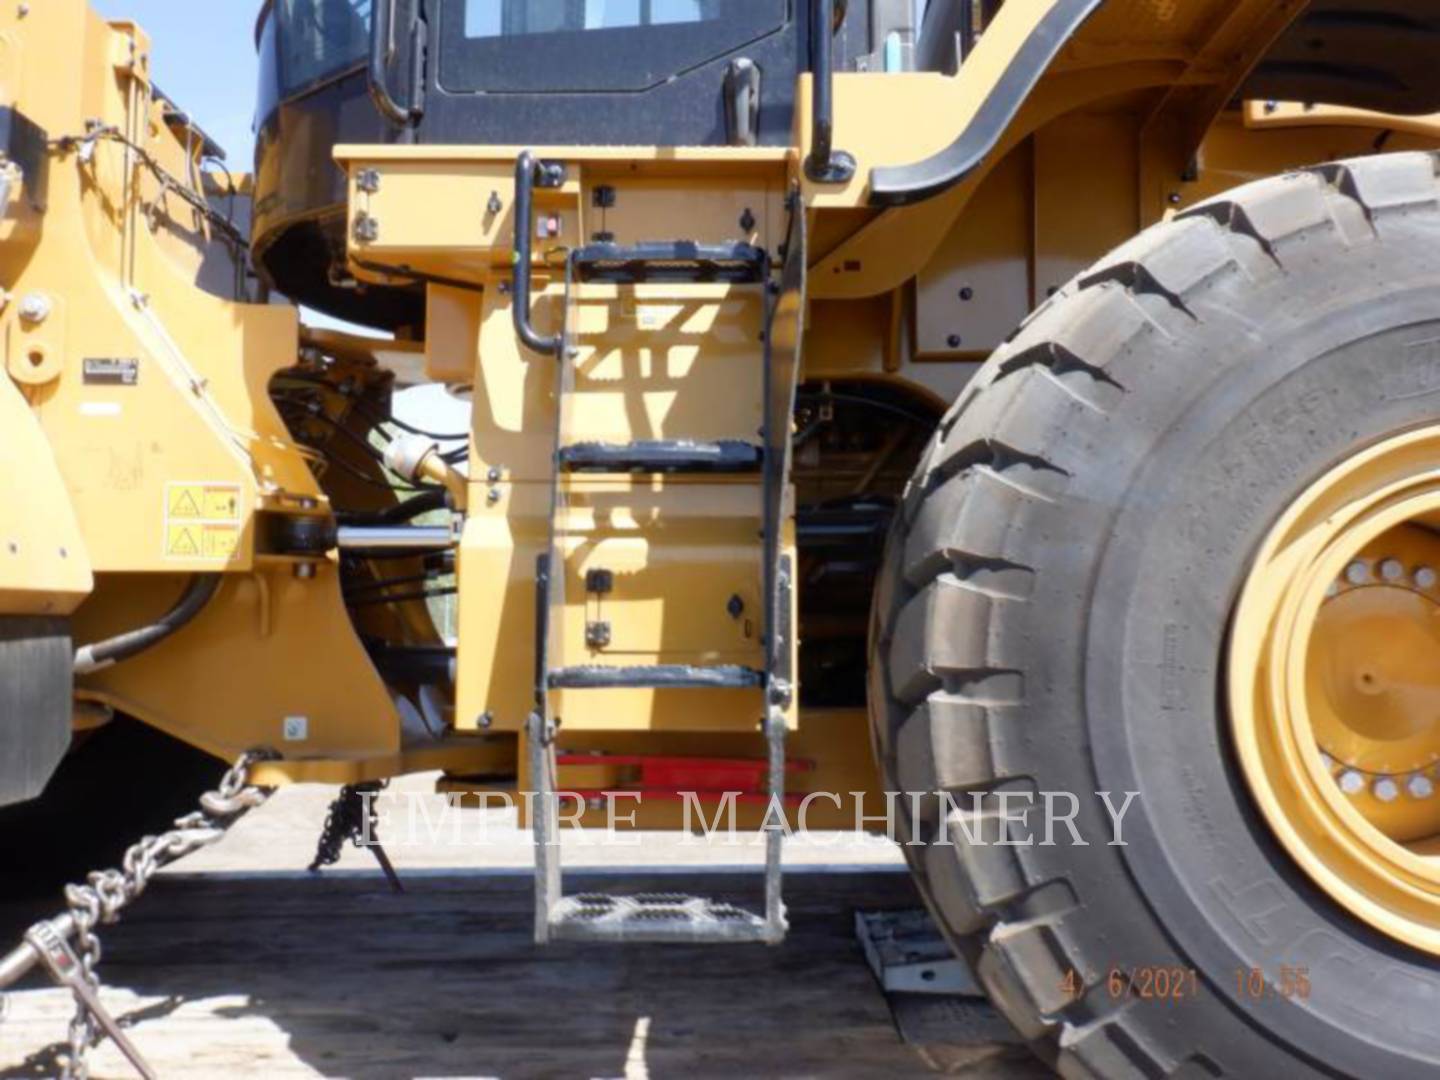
170 489 202 518
168 527 200 557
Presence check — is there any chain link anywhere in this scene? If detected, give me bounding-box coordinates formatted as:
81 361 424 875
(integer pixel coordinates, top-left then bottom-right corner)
307 780 388 873
55 748 277 1080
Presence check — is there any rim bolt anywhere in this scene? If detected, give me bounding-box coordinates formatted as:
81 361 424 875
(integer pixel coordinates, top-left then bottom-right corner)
1338 770 1366 795
1417 566 1437 590
1379 558 1404 582
1407 774 1435 799
1320 751 1336 772
1345 560 1370 586
1374 777 1400 803
1325 581 1340 599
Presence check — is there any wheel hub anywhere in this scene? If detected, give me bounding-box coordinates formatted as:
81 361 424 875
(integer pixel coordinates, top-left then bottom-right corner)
1309 547 1440 844
1229 430 1440 957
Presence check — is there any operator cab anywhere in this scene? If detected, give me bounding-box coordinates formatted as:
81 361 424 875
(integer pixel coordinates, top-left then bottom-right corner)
251 0 922 329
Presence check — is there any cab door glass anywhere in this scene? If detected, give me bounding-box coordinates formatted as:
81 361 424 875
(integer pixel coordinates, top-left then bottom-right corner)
440 0 788 94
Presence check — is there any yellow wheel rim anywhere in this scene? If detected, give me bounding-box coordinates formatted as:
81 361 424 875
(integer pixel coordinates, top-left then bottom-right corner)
1230 428 1440 956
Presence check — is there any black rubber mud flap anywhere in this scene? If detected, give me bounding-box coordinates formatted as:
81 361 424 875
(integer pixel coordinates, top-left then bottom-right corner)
0 616 72 807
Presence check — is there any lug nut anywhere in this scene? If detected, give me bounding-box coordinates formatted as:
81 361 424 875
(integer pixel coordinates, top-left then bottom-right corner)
1374 777 1400 803
1417 566 1437 590
1407 774 1435 800
1344 560 1369 586
1379 558 1404 582
1338 770 1366 795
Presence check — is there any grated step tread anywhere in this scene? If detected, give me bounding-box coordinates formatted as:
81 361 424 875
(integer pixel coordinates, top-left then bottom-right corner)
549 893 784 944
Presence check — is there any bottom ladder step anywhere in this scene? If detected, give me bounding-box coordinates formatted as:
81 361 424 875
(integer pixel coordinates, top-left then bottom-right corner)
549 893 784 944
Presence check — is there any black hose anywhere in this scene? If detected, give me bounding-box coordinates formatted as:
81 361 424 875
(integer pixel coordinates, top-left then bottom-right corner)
336 489 449 527
74 575 222 674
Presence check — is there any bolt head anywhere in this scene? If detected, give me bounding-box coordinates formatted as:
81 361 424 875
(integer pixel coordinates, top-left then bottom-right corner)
1374 777 1400 803
1338 770 1366 795
487 488 502 505
1380 558 1404 582
1416 566 1437 590
352 213 379 244
1407 774 1434 800
17 292 50 323
1344 560 1370 586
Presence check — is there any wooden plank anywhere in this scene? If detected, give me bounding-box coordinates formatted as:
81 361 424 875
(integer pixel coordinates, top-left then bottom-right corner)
0 784 1033 1077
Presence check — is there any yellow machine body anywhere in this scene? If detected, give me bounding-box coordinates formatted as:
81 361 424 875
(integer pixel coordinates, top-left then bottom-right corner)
2 0 1438 826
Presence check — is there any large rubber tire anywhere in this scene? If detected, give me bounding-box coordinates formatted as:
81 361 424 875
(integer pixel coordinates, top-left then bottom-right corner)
0 717 223 900
870 152 1440 1077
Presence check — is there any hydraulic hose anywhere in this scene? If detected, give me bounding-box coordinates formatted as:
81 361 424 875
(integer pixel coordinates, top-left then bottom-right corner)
74 575 222 675
336 488 449 527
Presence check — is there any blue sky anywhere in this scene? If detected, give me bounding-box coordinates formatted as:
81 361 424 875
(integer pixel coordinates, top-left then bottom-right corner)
94 1 262 168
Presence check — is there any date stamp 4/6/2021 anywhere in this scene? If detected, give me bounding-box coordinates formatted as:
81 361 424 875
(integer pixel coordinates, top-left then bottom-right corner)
1058 965 1314 1005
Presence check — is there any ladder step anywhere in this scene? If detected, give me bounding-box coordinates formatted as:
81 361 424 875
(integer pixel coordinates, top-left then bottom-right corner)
572 241 768 284
559 440 763 475
549 893 783 944
548 665 764 691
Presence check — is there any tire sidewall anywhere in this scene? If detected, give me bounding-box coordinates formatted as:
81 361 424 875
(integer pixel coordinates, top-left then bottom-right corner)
1086 289 1440 1073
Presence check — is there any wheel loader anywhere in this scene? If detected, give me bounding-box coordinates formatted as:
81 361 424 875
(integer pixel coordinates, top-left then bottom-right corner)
0 0 1438 1074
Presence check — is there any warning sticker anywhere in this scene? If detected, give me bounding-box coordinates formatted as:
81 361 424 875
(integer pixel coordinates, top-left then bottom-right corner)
164 482 243 561
166 524 201 557
168 484 241 521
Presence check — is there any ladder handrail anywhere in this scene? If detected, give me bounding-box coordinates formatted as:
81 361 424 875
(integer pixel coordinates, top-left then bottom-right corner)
512 152 568 358
804 0 856 184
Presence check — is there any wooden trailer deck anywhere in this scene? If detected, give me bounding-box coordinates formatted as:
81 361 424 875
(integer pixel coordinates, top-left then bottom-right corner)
0 784 1040 1078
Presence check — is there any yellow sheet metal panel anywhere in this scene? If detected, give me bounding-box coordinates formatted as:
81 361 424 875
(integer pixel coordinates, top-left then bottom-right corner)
77 565 401 762
0 2 324 576
914 144 1034 359
0 374 92 615
1032 112 1141 299
344 155 790 287
426 285 483 385
1244 99 1440 141
455 476 788 736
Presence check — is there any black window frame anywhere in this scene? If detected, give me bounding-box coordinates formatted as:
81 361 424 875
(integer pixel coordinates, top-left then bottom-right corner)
436 0 793 95
256 0 375 104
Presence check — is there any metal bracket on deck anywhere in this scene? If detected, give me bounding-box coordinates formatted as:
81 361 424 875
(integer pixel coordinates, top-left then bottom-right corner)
855 909 981 997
